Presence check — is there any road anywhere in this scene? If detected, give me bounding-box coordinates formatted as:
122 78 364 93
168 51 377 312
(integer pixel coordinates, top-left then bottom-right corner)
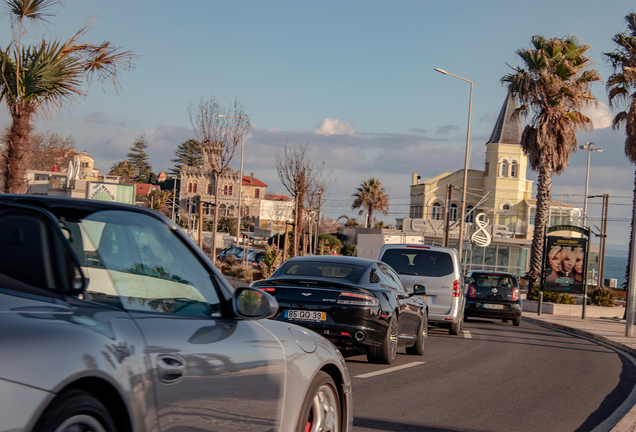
345 319 636 432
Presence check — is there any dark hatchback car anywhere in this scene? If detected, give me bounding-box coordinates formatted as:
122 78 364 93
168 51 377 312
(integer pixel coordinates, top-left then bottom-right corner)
216 246 243 262
252 255 429 364
464 271 523 326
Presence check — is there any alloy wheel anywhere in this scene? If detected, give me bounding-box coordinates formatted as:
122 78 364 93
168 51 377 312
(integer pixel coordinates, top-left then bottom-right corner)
306 383 339 432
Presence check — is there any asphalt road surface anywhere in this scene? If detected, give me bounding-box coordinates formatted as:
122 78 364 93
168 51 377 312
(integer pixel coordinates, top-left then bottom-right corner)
345 318 636 432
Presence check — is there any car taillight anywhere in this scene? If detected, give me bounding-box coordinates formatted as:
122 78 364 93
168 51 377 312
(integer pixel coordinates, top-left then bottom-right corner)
512 287 519 301
259 287 276 293
469 284 476 298
337 292 378 306
452 280 461 297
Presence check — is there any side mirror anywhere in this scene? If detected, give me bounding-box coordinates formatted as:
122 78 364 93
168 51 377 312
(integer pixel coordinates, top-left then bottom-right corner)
412 284 427 296
464 276 473 285
233 287 279 320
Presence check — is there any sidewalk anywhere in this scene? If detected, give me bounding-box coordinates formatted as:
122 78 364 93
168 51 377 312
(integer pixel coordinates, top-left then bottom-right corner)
522 311 636 432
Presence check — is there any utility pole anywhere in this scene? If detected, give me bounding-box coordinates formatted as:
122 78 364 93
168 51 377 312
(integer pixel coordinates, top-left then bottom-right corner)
443 184 452 247
314 187 323 255
627 202 636 336
598 194 609 287
171 177 177 222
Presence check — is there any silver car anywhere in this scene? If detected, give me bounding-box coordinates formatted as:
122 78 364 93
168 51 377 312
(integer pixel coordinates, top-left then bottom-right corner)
0 195 351 432
378 244 465 335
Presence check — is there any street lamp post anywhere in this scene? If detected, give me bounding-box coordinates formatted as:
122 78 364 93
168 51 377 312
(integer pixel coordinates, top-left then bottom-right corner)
580 142 603 226
435 68 473 271
218 115 246 246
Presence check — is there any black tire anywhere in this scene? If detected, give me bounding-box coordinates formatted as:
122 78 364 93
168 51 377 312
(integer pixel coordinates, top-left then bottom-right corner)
502 319 509 323
33 389 115 432
449 319 461 335
513 316 521 327
296 371 341 432
406 311 427 356
367 314 398 364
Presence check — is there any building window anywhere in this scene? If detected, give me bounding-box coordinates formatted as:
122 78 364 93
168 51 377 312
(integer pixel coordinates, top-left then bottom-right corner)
228 185 233 196
432 202 442 220
510 161 518 178
450 203 458 222
207 184 213 195
188 182 193 193
192 183 197 193
465 205 475 223
500 160 508 177
255 189 260 199
223 185 228 195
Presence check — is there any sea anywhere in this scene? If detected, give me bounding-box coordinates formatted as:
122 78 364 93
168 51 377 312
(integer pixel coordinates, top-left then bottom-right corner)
604 255 628 288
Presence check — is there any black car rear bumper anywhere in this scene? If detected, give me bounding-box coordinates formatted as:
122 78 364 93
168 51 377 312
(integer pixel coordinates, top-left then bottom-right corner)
274 305 389 348
464 301 522 320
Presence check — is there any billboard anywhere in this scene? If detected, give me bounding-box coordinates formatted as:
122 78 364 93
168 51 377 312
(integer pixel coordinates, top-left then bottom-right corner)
543 236 587 294
87 183 135 205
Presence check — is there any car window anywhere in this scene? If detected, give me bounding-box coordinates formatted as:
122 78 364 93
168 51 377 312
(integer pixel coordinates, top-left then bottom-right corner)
280 261 365 280
384 266 408 293
61 210 222 317
376 264 401 291
381 249 454 277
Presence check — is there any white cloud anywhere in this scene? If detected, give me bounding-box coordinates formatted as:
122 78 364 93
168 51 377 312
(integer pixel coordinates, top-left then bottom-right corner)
582 102 613 130
312 118 355 135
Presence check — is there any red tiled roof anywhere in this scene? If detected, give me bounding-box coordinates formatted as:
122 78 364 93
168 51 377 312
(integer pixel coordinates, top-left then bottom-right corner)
136 183 160 197
264 194 293 201
243 175 267 187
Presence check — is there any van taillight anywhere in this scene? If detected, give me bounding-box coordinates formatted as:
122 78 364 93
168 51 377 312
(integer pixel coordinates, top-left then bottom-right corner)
512 287 519 301
452 280 461 297
469 284 476 298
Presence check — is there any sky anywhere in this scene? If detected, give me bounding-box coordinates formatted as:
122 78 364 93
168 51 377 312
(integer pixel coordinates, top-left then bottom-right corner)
1 0 635 251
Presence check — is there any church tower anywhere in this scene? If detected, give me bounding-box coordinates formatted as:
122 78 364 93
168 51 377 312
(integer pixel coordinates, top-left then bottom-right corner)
482 91 533 225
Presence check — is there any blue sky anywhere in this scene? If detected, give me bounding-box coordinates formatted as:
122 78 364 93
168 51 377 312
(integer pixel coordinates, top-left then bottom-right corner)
1 0 635 249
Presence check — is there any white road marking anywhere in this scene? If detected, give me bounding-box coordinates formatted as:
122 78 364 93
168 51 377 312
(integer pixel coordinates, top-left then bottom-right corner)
354 362 425 379
463 330 472 339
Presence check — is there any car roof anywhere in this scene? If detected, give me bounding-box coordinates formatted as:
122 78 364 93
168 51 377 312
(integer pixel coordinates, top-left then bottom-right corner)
379 243 457 254
468 270 517 277
284 255 377 267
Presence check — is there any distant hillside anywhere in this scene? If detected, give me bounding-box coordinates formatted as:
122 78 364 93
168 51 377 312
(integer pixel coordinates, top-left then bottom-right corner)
605 246 628 258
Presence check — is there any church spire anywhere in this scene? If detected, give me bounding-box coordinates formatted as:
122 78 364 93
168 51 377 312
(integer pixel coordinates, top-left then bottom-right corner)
486 90 522 145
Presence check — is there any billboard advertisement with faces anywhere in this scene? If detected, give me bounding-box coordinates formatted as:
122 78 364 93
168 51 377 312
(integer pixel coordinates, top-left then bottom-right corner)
543 236 587 294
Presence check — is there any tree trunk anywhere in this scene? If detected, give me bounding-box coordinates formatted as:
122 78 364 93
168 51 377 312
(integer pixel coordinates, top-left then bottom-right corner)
624 170 636 322
211 172 220 265
527 167 553 287
4 110 33 193
367 208 374 228
294 190 305 257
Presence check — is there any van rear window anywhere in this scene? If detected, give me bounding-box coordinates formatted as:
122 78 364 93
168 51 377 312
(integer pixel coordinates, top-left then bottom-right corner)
381 249 454 277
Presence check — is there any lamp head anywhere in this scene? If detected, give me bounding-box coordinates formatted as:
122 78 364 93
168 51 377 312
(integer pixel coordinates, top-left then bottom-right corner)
435 68 448 75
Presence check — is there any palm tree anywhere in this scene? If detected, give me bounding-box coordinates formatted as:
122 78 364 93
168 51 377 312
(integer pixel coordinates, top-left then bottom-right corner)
502 35 601 285
109 161 135 183
0 0 135 193
605 12 636 289
351 178 390 228
148 189 173 216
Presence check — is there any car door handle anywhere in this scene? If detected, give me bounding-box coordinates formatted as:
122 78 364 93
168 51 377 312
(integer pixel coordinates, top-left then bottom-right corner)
157 355 185 384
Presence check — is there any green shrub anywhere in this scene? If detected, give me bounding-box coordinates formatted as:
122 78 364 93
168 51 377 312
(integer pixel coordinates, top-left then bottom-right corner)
590 287 615 307
529 285 575 304
341 243 357 256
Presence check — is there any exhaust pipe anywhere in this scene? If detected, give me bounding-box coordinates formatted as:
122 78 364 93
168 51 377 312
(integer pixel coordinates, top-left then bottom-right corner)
354 331 365 341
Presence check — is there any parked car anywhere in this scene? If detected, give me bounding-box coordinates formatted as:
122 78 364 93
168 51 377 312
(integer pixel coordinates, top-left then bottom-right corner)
0 195 352 432
216 246 243 262
252 255 428 364
378 244 465 335
464 271 523 326
249 250 267 268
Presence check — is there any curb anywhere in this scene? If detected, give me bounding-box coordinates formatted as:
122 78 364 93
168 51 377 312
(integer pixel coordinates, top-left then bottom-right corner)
522 316 636 432
523 316 636 357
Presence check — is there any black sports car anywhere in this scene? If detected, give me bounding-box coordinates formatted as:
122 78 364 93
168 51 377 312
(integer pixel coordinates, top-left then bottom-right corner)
252 255 429 364
464 271 523 326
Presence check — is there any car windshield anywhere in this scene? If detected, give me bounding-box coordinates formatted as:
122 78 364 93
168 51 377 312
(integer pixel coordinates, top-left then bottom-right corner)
471 274 517 297
52 208 222 317
381 249 454 277
279 261 364 281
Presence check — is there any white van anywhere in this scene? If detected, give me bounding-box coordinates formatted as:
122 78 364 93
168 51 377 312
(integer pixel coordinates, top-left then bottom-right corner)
378 244 465 335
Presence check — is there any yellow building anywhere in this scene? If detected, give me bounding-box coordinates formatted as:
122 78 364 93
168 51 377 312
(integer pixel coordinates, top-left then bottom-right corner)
404 91 581 275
